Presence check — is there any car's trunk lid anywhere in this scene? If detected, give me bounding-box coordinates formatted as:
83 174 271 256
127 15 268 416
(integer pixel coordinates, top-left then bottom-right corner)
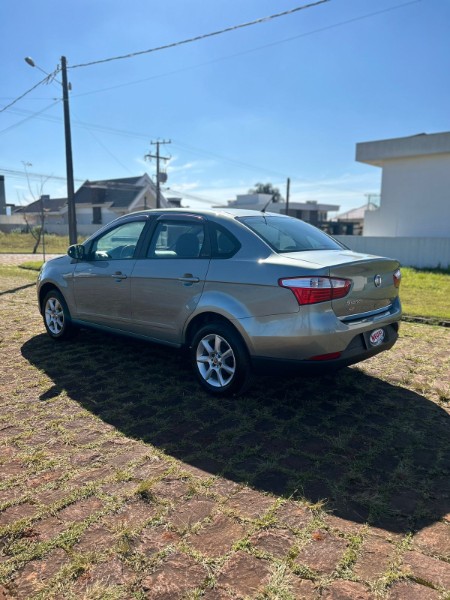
281 249 400 318
328 254 400 319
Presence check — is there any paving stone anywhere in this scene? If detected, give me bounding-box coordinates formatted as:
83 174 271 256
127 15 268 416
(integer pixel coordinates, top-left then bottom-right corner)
141 552 207 599
104 448 149 469
322 580 374 599
208 478 241 499
99 481 138 497
11 548 69 598
0 487 24 504
72 525 117 552
215 551 271 596
151 477 191 501
29 516 66 542
353 536 395 581
189 514 247 557
69 449 103 466
0 503 38 526
135 525 180 556
323 514 364 536
295 530 348 575
34 486 70 506
69 466 111 486
289 577 317 599
413 522 450 558
27 468 65 488
104 500 156 530
73 556 135 590
201 587 234 600
57 496 104 524
169 497 215 530
223 488 275 519
131 458 170 480
402 550 450 589
0 460 26 478
249 528 297 558
387 580 441 599
275 501 312 531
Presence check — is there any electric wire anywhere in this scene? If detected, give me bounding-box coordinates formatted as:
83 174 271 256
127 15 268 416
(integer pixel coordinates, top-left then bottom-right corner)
0 101 61 136
68 0 330 69
70 0 424 99
0 70 59 114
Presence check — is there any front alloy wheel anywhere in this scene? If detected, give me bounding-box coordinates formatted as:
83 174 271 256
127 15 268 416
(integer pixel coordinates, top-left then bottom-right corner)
191 322 251 395
42 290 73 340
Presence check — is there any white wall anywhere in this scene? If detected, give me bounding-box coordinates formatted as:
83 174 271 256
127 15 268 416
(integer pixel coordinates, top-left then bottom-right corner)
336 236 450 269
364 154 450 237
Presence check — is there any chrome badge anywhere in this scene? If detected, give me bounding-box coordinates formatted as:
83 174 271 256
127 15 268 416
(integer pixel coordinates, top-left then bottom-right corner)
374 274 382 287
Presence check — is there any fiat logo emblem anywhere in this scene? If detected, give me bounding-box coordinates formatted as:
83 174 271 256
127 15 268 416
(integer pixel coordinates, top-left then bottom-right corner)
374 274 382 287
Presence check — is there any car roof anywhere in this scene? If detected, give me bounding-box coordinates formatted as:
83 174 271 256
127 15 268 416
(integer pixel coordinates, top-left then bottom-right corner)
129 207 286 220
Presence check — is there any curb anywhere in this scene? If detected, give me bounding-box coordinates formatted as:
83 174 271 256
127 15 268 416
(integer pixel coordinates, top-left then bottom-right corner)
402 315 450 328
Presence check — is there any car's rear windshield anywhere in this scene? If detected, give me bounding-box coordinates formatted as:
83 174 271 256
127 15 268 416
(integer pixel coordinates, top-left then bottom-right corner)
238 215 344 253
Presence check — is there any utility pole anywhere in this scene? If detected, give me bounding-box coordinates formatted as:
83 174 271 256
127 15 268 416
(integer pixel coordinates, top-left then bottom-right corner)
24 55 77 243
145 140 171 208
61 56 77 244
285 177 290 215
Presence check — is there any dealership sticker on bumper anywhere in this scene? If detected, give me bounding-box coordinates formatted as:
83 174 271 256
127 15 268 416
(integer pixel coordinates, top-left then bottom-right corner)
369 328 385 346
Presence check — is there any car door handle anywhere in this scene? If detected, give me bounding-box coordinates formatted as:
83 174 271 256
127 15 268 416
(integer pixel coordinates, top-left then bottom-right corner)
178 274 200 283
111 271 127 280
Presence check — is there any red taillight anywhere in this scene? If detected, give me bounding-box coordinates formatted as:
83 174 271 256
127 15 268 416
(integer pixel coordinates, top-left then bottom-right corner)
393 268 401 288
278 276 352 305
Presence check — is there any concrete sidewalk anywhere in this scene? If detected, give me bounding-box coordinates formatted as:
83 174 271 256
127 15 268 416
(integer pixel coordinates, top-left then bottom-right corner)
0 253 60 266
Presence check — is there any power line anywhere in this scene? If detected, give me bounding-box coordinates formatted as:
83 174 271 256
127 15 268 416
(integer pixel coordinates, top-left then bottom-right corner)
70 0 424 99
0 70 59 114
69 0 331 69
0 101 61 136
0 166 85 184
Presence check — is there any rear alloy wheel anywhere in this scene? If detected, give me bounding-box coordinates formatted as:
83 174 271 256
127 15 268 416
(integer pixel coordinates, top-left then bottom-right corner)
191 322 251 396
42 290 74 340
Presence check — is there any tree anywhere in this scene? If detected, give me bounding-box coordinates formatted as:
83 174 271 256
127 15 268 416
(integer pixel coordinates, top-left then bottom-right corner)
248 182 283 202
20 163 49 256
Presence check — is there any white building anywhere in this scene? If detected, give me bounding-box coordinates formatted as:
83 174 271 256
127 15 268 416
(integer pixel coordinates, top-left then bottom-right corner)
216 193 339 227
356 132 450 237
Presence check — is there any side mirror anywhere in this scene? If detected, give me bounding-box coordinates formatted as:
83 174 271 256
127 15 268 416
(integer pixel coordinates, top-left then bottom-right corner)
68 244 86 260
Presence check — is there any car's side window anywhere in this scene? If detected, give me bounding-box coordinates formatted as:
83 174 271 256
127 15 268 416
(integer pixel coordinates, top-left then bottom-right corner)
90 221 146 261
210 224 241 258
147 221 206 259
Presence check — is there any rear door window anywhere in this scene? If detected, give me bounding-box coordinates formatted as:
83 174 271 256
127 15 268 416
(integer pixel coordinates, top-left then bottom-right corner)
147 221 207 259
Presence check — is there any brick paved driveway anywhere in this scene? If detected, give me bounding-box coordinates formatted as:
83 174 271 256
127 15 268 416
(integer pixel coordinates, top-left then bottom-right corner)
0 265 449 599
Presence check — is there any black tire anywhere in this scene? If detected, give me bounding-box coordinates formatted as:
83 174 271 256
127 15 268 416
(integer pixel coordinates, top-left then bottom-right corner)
190 322 252 396
42 289 74 341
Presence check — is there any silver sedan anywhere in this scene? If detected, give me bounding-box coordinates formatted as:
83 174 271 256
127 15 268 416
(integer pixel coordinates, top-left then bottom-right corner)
37 208 402 395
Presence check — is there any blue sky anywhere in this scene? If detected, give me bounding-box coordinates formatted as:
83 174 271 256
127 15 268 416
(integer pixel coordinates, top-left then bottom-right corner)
1 0 449 214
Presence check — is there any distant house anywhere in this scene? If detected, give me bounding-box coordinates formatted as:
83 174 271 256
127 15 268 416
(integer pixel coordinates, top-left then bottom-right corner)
72 174 167 228
15 195 67 227
215 193 339 228
334 202 379 235
356 131 450 237
5 173 167 236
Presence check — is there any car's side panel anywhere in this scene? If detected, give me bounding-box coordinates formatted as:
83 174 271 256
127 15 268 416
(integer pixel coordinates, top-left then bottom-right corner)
129 258 210 344
71 259 136 327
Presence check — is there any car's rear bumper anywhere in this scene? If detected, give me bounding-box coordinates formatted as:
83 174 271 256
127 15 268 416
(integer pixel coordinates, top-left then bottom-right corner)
251 322 399 375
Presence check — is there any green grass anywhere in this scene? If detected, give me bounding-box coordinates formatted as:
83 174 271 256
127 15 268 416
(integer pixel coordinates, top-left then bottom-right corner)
0 231 74 253
19 261 43 272
400 267 450 320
